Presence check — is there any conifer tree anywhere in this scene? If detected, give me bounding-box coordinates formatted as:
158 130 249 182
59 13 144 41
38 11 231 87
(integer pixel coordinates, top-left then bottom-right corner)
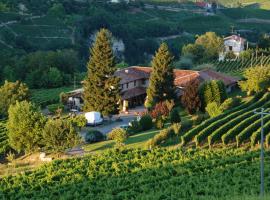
146 43 175 108
83 29 120 116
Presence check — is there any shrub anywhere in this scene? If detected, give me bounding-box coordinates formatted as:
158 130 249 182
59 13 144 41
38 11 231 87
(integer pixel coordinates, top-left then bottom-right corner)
150 101 171 119
170 108 181 124
192 113 208 126
172 123 181 135
155 116 166 129
107 128 128 145
85 130 104 143
139 115 153 131
147 127 174 149
42 118 81 153
47 103 64 114
220 97 242 111
205 102 222 118
127 120 142 135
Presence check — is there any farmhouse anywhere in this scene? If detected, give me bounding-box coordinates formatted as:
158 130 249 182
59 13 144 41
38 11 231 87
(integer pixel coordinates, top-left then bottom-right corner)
66 66 238 111
219 35 246 60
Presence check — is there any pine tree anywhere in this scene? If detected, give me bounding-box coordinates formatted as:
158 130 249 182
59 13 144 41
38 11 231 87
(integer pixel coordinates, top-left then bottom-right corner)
83 29 120 116
146 43 175 108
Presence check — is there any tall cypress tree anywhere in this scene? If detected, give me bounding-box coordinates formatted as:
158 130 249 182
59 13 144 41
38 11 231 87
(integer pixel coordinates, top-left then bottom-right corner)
146 43 175 108
83 29 120 116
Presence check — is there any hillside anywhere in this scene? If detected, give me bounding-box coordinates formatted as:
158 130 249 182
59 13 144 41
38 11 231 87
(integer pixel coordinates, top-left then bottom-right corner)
0 147 269 199
181 92 270 148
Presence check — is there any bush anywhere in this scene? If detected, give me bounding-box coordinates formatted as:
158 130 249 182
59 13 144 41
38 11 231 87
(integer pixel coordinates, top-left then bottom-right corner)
155 116 165 129
205 102 222 118
47 103 64 114
42 118 81 153
127 120 142 135
139 115 153 131
192 113 208 126
170 109 181 124
172 123 181 135
220 97 242 111
150 101 172 119
147 125 176 148
85 130 104 143
107 128 128 145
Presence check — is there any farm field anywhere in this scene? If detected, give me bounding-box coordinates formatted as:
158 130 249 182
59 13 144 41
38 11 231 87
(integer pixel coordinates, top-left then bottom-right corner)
30 86 75 107
181 92 270 148
0 147 269 199
213 55 270 77
0 120 9 157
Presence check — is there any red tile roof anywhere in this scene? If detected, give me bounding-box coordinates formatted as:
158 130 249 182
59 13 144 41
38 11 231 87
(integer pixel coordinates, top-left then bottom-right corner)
224 35 246 42
116 66 238 87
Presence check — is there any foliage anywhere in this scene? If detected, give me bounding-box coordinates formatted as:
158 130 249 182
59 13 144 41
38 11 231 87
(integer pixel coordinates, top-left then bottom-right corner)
68 115 87 130
42 118 81 153
0 81 30 118
83 29 120 116
192 113 209 126
205 102 222 118
170 108 181 124
0 120 10 157
155 116 166 129
181 43 205 63
171 123 181 135
181 79 201 114
85 130 104 143
199 80 227 110
225 51 236 60
150 100 174 119
7 101 46 153
127 120 142 135
220 97 242 111
146 43 175 108
0 148 269 199
107 128 128 145
139 115 153 131
47 103 64 114
239 65 270 95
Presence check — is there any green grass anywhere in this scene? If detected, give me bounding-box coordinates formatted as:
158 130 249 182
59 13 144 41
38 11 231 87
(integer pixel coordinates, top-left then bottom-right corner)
83 129 160 153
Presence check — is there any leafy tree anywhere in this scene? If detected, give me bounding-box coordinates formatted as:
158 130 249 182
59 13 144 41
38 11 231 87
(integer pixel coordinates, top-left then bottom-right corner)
48 3 66 18
7 101 46 153
181 79 201 114
42 118 81 153
195 32 223 61
239 65 270 95
146 43 175 108
42 67 63 88
107 128 128 146
83 29 120 116
181 43 205 63
0 81 30 117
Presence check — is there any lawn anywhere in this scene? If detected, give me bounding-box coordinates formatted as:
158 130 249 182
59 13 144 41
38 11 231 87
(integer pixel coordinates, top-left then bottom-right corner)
83 129 160 153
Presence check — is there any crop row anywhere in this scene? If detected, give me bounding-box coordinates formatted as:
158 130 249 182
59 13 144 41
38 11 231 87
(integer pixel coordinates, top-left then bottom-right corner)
0 148 269 199
193 93 270 147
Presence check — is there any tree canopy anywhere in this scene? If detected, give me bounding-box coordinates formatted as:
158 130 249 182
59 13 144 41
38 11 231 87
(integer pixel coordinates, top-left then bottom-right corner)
83 28 120 116
146 43 175 108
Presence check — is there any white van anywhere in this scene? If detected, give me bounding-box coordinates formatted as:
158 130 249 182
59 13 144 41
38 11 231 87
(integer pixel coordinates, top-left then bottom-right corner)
84 112 103 126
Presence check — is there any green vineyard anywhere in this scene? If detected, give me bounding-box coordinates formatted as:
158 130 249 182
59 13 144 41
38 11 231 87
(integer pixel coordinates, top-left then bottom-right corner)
0 120 9 156
0 148 269 199
213 55 270 76
181 92 270 148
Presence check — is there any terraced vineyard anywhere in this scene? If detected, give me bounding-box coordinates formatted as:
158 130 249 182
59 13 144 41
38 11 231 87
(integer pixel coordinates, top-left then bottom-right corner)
0 148 269 199
181 92 270 148
0 120 9 156
213 55 270 77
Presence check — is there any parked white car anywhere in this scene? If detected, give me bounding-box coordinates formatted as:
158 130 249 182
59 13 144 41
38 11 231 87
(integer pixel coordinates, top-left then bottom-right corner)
84 112 103 126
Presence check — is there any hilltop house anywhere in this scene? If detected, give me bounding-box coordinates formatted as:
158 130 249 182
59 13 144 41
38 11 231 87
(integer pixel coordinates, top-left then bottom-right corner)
66 66 238 111
219 35 246 61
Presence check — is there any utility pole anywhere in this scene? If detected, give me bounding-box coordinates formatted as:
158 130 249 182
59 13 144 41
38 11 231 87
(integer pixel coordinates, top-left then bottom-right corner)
253 108 270 198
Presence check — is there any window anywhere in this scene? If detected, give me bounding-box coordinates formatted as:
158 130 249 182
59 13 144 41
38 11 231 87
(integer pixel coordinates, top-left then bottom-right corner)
134 80 137 87
142 79 146 85
126 83 129 89
229 46 233 51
